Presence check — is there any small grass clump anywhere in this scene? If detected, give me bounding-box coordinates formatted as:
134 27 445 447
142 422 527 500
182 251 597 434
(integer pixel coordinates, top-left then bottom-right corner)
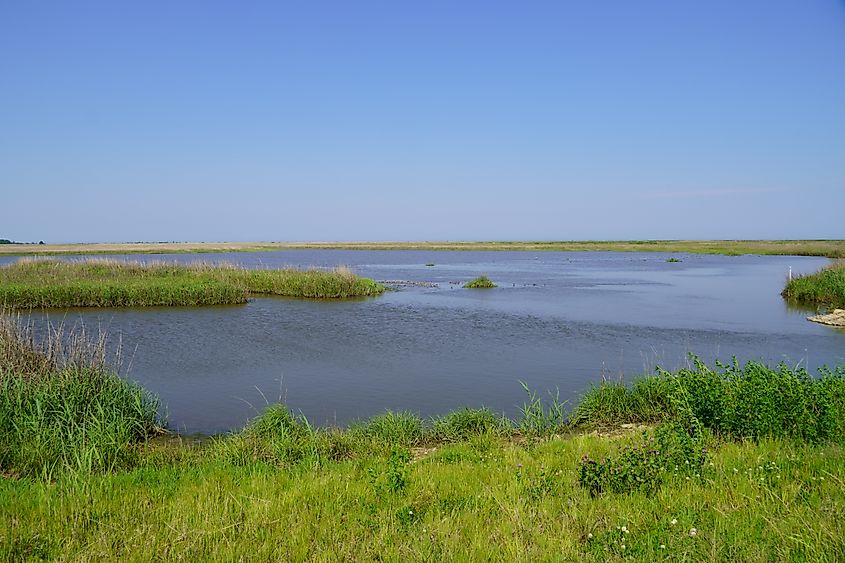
348 411 425 449
665 257 682 263
430 408 502 442
463 275 497 288
0 258 384 308
782 260 845 308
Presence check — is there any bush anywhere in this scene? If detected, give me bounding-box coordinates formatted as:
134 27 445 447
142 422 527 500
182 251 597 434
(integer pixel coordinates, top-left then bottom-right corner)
578 421 707 496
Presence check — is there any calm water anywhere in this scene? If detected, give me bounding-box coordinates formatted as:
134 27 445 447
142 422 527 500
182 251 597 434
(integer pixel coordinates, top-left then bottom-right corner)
4 250 844 434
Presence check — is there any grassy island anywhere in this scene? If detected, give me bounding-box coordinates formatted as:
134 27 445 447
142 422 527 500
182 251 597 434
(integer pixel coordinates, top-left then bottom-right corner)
782 260 845 309
2 313 845 560
0 259 384 308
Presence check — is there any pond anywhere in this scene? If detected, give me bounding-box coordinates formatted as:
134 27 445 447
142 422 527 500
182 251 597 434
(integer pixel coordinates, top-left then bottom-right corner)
4 250 843 434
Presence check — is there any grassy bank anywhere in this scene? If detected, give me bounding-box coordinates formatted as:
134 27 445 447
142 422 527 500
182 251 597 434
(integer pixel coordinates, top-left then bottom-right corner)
1 239 844 258
782 260 845 309
0 313 160 479
2 309 845 560
0 259 384 308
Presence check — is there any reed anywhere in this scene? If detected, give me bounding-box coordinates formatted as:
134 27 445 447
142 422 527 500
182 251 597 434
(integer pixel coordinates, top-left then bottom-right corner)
0 312 159 478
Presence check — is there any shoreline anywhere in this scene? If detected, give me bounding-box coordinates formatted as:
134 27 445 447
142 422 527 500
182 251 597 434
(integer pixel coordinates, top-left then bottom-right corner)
1 239 844 258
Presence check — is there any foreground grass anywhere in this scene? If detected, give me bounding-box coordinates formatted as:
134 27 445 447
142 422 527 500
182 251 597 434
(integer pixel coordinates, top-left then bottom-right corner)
782 260 845 309
3 312 845 560
1 239 843 257
3 433 844 560
0 259 384 308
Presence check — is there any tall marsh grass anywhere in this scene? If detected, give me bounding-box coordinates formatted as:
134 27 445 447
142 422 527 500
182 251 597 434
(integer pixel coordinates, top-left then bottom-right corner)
0 312 159 478
572 357 845 443
0 258 384 308
782 260 845 308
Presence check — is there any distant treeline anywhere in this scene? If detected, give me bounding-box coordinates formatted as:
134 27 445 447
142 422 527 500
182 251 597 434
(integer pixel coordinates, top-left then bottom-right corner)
0 239 43 244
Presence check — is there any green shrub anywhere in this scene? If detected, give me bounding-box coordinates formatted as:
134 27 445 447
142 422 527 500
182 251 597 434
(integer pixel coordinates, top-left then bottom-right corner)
578 421 707 496
463 275 497 289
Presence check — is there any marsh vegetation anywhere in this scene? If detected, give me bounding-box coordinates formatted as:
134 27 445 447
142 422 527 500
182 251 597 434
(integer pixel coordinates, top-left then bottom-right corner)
463 275 497 288
782 260 845 309
0 259 384 308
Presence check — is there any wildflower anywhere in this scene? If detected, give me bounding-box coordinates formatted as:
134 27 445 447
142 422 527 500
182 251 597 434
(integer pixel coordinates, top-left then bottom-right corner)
660 544 666 549
587 533 593 539
670 519 677 525
517 464 523 469
621 526 628 534
621 544 626 550
689 528 697 537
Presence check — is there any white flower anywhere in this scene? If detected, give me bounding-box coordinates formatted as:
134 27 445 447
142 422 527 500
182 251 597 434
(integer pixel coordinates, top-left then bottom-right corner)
689 528 697 537
587 533 593 539
621 544 626 550
621 526 628 534
660 544 666 549
670 519 677 525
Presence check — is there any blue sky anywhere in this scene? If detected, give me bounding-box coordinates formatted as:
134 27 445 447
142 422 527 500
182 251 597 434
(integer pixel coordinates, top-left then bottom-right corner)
2 1 843 243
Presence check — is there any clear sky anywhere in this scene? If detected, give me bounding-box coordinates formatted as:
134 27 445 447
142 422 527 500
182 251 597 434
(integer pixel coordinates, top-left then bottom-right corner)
2 1 844 243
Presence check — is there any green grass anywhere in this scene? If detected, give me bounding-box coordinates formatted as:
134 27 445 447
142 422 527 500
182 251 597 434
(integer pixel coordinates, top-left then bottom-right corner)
3 312 845 560
3 431 845 559
0 313 160 479
0 259 385 308
571 358 845 442
463 275 497 288
782 260 845 309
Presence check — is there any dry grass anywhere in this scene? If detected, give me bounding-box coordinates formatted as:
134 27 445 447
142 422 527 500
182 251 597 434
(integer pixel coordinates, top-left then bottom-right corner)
2 240 844 257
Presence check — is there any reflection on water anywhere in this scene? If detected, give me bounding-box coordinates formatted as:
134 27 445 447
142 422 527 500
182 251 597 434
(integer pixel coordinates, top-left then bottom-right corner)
7 250 844 434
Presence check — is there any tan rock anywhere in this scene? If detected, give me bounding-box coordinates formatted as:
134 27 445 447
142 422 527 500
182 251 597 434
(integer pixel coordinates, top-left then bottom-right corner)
807 309 845 327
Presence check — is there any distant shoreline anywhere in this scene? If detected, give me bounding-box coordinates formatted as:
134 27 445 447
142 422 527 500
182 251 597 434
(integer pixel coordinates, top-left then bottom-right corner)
1 239 843 258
